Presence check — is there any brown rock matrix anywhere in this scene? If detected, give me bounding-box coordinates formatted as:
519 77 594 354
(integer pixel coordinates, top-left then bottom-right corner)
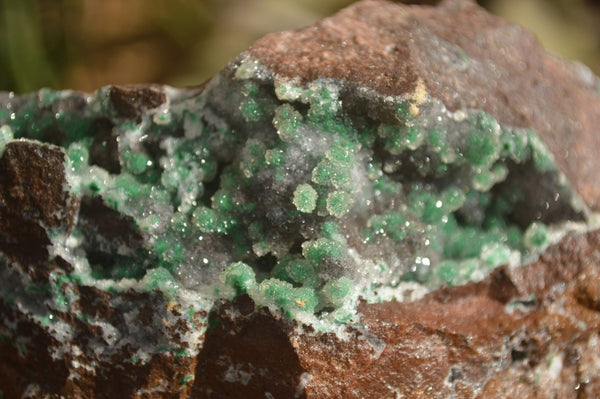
1 0 600 398
249 0 600 211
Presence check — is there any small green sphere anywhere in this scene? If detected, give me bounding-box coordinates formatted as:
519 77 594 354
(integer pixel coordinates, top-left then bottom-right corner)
293 183 318 213
326 191 353 218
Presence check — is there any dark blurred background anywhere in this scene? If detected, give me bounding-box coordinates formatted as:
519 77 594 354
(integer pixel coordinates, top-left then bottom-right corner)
1 0 599 93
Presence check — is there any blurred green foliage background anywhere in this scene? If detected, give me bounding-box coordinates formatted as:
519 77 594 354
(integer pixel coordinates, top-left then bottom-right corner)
1 0 599 93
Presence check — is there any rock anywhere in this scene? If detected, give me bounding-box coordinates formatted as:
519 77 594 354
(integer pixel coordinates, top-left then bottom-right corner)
194 230 600 398
108 85 166 122
1 0 600 398
249 0 600 211
0 140 79 272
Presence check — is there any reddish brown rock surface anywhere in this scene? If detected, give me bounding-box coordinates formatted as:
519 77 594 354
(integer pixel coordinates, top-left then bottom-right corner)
2 1 600 398
192 229 600 398
249 0 600 211
0 141 79 271
3 230 600 397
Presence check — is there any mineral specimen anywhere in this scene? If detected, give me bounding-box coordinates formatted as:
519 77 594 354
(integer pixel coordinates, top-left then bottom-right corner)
2 0 600 397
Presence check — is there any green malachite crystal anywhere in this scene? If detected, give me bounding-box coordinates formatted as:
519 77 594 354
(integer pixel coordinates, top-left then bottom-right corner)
293 184 318 213
0 56 589 327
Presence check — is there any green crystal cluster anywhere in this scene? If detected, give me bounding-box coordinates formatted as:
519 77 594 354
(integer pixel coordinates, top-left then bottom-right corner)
0 57 587 325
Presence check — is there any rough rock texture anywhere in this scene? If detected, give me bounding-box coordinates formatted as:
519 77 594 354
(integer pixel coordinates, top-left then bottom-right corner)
2 0 600 398
0 141 78 266
249 0 600 211
3 230 600 397
195 230 600 398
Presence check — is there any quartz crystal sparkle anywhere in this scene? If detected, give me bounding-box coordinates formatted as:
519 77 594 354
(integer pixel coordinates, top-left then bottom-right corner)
3 0 600 396
0 56 589 328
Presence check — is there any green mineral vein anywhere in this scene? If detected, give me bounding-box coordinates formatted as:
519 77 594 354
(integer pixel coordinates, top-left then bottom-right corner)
0 56 589 327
